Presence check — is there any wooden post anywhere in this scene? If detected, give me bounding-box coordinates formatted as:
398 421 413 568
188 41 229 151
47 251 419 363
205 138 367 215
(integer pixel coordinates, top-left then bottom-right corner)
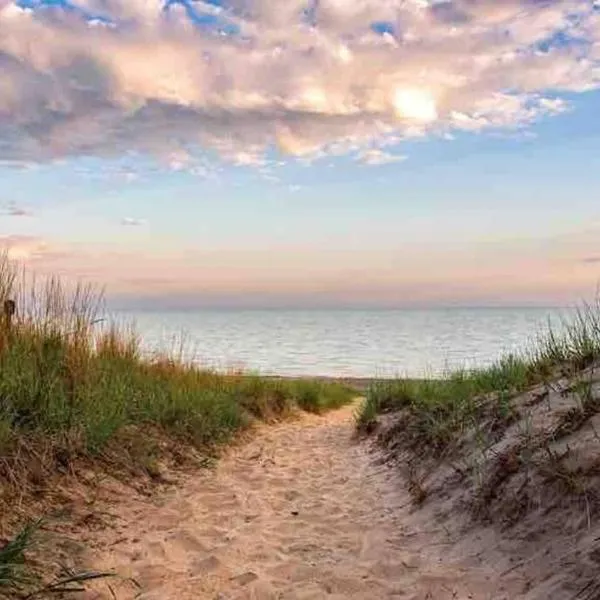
3 299 15 331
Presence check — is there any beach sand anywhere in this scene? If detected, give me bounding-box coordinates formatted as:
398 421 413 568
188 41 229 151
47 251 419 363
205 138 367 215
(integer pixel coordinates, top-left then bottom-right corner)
76 403 517 600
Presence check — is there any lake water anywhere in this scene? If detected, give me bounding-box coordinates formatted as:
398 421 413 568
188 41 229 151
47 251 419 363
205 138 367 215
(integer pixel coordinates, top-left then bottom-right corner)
111 308 573 378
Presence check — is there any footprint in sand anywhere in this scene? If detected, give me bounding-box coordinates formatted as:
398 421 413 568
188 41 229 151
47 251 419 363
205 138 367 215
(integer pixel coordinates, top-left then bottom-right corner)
77 404 518 600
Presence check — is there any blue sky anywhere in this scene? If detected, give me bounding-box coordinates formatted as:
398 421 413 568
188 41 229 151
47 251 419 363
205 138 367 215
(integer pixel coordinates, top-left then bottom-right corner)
1 0 599 308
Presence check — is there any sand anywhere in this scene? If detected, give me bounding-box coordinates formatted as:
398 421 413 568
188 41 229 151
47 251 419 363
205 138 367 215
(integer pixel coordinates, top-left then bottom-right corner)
77 403 511 600
72 389 600 600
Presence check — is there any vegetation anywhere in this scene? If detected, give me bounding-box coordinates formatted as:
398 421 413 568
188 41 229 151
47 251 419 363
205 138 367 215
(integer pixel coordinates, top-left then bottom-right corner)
0 520 39 592
0 256 354 594
0 258 352 459
1 519 115 598
357 297 600 454
356 297 600 538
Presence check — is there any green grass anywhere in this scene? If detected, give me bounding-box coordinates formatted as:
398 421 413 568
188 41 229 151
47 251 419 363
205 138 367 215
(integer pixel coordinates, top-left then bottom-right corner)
0 255 354 590
0 521 39 592
0 519 116 598
357 298 600 454
0 254 353 489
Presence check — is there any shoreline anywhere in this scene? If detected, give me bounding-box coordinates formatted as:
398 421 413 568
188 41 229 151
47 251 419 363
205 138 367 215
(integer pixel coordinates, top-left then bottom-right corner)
263 374 432 391
262 375 379 391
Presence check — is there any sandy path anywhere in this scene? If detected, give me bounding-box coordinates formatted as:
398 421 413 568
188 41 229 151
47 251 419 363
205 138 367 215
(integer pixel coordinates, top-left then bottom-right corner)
82 405 504 600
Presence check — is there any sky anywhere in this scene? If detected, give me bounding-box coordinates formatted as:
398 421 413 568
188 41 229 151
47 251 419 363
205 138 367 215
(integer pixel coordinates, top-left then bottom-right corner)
0 0 599 309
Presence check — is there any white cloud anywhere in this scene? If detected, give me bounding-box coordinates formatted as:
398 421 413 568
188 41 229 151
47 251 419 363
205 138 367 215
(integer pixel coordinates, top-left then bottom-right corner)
359 148 407 166
0 0 597 165
120 169 139 183
121 217 146 226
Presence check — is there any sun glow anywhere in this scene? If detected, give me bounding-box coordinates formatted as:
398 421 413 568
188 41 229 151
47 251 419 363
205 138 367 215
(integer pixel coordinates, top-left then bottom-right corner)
393 88 438 122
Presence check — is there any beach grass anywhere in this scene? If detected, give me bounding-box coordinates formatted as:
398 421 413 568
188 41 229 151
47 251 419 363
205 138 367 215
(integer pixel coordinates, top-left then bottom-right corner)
357 297 600 453
0 255 355 591
0 258 353 462
0 255 355 593
0 518 117 598
0 520 39 592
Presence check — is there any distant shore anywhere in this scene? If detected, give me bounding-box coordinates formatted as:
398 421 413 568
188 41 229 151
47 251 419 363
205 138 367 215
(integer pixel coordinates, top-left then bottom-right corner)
261 375 381 392
263 374 433 391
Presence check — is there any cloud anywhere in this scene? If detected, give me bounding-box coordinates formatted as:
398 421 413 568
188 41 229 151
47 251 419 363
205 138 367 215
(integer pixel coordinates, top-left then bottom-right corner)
0 234 47 259
3 203 33 216
0 0 598 165
358 148 407 166
3 227 599 308
118 169 139 183
582 256 600 264
121 217 146 227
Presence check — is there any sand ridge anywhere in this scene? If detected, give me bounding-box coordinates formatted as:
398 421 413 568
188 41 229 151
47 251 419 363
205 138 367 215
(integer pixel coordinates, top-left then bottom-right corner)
80 404 513 600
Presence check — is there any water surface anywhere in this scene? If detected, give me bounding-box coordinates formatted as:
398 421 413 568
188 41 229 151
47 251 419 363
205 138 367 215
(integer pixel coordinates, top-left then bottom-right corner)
114 308 570 378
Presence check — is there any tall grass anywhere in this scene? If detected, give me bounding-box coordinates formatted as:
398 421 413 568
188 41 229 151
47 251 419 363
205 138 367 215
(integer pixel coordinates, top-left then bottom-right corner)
0 255 353 491
357 298 600 452
0 256 355 593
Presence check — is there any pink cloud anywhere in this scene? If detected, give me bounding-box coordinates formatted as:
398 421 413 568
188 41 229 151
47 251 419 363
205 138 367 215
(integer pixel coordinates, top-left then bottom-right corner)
7 220 596 307
0 1 596 164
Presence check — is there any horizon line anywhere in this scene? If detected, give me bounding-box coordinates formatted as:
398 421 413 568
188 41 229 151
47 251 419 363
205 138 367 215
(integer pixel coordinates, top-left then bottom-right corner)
106 304 574 312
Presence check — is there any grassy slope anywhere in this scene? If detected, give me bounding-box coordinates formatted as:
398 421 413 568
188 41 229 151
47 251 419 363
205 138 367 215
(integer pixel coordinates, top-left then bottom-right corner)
0 257 354 596
356 300 600 597
357 298 600 452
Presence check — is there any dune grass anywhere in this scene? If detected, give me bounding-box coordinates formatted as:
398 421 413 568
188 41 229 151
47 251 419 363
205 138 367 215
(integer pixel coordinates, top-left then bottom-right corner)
0 518 117 598
0 255 355 592
0 260 354 504
357 298 600 453
0 520 39 592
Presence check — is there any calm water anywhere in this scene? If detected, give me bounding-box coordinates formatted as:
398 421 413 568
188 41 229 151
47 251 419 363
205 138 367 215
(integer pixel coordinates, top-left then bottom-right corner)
113 308 571 379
